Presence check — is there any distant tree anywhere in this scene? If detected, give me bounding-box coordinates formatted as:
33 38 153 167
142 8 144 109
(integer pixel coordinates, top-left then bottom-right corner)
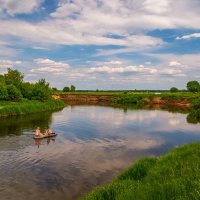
63 86 70 92
170 87 178 93
7 84 22 101
96 89 99 92
4 68 24 88
187 80 200 93
52 87 58 91
0 83 8 100
70 85 76 92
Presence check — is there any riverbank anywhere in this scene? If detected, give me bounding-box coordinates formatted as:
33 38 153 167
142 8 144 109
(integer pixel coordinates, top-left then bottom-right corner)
0 99 65 117
81 142 200 200
52 91 200 107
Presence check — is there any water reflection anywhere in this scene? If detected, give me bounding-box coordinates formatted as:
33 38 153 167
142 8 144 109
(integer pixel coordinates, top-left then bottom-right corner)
0 109 62 137
0 105 200 200
34 138 56 148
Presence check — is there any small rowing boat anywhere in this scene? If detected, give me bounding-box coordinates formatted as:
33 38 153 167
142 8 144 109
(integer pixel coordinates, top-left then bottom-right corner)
33 133 57 139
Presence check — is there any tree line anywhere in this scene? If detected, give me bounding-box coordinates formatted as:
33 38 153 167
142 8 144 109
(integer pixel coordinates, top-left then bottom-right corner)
0 68 52 101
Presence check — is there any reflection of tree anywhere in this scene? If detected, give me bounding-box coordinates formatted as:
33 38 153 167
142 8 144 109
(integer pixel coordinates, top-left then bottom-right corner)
186 111 200 124
0 110 60 137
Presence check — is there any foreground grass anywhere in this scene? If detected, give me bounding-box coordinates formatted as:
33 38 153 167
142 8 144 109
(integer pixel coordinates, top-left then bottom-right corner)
0 99 65 117
81 142 200 200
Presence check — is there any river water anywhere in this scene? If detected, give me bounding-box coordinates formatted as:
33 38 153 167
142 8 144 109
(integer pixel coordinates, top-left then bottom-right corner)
0 105 200 200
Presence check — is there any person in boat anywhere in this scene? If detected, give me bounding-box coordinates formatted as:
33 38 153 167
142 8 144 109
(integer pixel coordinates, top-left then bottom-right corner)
45 127 53 135
35 127 44 137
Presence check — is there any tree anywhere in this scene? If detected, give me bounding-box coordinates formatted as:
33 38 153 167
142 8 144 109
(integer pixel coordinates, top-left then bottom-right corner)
20 82 34 99
170 87 178 93
70 85 76 92
4 68 24 88
0 83 8 100
30 78 51 101
63 86 70 92
52 87 58 91
0 74 5 84
37 78 50 88
32 84 51 101
7 84 22 101
187 80 200 93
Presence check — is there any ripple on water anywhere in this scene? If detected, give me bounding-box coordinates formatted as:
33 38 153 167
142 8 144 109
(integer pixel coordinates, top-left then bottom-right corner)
1 106 200 200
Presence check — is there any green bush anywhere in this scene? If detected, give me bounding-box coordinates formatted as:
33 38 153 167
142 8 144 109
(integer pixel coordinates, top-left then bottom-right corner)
32 84 51 101
113 95 148 106
7 84 22 101
20 82 34 99
0 83 8 100
170 87 178 93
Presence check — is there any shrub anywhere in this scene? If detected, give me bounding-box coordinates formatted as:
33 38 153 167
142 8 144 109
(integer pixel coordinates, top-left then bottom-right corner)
170 87 178 93
20 82 34 99
63 86 70 92
0 83 8 100
7 84 22 101
32 84 51 101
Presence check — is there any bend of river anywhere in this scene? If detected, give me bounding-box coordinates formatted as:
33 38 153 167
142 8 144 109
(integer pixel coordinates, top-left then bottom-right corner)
0 105 200 200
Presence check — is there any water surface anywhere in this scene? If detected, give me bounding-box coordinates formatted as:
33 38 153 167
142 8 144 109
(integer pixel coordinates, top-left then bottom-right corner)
0 105 200 200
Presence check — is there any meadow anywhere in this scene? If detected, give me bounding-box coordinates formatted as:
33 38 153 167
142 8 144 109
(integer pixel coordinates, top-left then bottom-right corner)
0 99 65 117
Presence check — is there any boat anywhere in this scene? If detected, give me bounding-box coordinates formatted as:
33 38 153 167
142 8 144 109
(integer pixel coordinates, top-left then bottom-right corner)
33 133 57 139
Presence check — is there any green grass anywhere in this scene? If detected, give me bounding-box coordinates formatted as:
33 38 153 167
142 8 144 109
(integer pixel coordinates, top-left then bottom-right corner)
81 142 200 200
0 99 65 117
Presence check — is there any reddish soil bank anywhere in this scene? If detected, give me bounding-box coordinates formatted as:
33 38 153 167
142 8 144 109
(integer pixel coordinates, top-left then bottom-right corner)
144 97 190 107
52 94 113 104
53 94 190 107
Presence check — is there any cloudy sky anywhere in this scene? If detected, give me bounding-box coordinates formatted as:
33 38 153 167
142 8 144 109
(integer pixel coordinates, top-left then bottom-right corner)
0 0 200 90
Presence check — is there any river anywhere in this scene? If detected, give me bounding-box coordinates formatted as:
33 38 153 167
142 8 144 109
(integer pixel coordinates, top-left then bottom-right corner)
0 105 200 200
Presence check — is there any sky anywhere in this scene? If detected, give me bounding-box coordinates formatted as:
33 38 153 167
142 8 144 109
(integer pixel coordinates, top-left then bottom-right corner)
0 0 200 90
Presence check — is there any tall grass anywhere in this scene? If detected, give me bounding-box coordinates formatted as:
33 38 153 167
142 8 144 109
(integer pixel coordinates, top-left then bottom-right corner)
0 99 65 117
81 142 200 200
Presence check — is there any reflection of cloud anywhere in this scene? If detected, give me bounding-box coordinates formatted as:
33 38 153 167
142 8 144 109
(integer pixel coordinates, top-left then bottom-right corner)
0 134 162 200
169 118 180 126
55 106 200 136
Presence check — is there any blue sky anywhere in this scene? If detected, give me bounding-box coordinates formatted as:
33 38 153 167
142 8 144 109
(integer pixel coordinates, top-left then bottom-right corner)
0 0 200 90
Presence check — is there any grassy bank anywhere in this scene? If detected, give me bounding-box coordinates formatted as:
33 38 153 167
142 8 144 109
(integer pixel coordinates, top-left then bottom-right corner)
0 99 65 117
81 142 200 200
111 92 200 104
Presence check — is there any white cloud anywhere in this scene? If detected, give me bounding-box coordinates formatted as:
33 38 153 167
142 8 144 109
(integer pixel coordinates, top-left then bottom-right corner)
0 0 42 16
143 0 171 14
0 60 22 69
176 33 200 40
32 46 49 50
147 53 200 69
88 64 157 74
30 58 70 74
168 61 182 67
160 68 184 76
0 0 199 50
104 60 123 65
